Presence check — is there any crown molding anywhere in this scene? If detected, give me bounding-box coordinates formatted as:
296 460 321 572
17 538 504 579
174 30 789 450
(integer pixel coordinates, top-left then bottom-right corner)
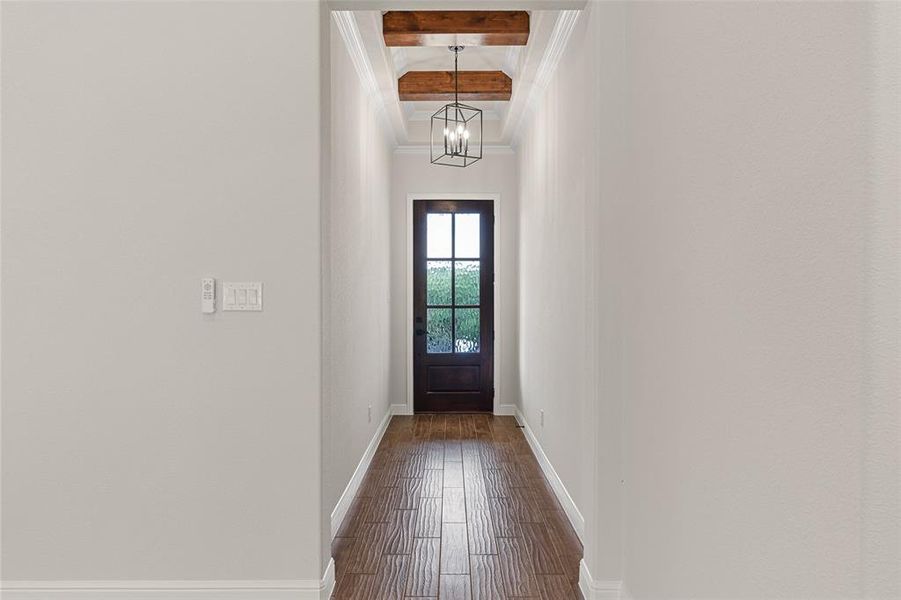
329 1 587 9
503 9 581 145
332 11 405 145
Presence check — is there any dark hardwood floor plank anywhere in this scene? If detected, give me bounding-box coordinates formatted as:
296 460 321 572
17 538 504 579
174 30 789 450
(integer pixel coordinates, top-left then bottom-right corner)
425 449 445 469
385 509 417 555
336 497 372 538
413 414 433 439
537 574 580 599
397 477 423 510
406 537 440 597
488 497 521 538
439 574 473 600
366 554 411 600
442 487 467 523
421 469 444 497
415 497 443 538
497 536 540 597
521 522 565 574
364 486 405 522
332 573 376 600
440 523 470 574
445 441 464 463
471 554 507 600
331 415 581 600
467 509 498 555
344 522 390 574
445 461 465 488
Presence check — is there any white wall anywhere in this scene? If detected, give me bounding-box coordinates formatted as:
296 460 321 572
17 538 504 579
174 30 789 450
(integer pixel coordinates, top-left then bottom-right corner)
614 3 899 597
1 1 323 582
518 1 900 598
321 13 396 565
516 7 603 563
390 151 520 413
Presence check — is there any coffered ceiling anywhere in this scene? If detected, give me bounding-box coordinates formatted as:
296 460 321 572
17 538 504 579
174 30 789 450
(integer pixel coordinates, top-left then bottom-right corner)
333 7 582 148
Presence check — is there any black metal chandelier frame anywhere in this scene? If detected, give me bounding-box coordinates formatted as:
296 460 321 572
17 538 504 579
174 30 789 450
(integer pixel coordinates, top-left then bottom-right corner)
430 46 483 168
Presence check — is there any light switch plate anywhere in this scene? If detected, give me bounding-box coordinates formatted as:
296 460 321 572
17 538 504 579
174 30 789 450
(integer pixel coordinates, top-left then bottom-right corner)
222 282 262 311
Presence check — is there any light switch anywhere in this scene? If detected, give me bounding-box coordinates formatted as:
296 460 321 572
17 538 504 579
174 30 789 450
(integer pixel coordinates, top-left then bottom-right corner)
222 282 262 311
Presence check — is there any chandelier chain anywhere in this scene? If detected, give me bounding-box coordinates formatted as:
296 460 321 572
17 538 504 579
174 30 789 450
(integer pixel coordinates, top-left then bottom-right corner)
454 48 459 105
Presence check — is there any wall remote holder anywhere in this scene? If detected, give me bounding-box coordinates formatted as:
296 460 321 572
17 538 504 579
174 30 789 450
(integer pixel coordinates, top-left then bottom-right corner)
201 278 216 313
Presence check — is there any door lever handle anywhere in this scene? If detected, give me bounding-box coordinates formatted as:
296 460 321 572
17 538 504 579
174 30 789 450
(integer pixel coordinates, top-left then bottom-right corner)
415 316 425 336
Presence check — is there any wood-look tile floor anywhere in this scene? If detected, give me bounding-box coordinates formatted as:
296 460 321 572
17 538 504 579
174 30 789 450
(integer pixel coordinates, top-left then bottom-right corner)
332 414 583 600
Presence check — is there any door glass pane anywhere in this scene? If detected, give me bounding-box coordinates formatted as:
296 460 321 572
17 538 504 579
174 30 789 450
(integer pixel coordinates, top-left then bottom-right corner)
427 308 453 353
454 213 480 258
455 308 480 353
427 261 452 305
454 261 480 305
427 213 452 258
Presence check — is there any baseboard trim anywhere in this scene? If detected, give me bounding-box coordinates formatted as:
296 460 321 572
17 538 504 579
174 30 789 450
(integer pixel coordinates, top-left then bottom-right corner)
515 408 585 541
319 558 335 600
578 560 624 600
494 403 518 416
1 573 334 599
390 402 413 416
329 407 394 539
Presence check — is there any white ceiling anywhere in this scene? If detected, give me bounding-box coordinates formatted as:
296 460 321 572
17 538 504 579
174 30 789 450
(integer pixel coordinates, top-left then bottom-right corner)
341 8 581 146
393 45 519 75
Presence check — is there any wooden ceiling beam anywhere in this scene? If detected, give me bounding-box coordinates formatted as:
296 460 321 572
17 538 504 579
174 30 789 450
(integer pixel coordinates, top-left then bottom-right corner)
398 71 512 101
383 11 530 47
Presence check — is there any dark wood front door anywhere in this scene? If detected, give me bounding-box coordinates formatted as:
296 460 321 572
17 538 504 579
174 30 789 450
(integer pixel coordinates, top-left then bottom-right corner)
413 200 494 412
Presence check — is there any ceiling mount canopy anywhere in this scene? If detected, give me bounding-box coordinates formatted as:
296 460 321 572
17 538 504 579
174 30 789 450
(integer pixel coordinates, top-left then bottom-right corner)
430 46 482 168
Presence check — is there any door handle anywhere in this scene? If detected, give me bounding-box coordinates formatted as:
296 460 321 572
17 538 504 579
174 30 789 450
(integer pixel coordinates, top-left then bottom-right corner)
415 316 425 336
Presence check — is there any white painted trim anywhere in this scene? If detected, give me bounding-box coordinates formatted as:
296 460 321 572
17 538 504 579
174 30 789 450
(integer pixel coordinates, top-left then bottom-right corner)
394 145 514 155
1 575 334 600
328 404 414 542
329 0 588 9
390 402 413 416
506 9 581 146
578 560 624 600
331 11 400 146
495 403 518 416
405 194 503 416
406 109 503 123
319 559 335 600
329 408 393 539
515 408 585 541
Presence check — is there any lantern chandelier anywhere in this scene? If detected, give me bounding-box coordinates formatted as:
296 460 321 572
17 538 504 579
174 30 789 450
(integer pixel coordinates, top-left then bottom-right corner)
430 46 483 167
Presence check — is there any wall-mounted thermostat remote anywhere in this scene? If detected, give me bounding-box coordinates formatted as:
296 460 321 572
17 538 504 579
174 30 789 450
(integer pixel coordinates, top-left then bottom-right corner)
201 278 216 313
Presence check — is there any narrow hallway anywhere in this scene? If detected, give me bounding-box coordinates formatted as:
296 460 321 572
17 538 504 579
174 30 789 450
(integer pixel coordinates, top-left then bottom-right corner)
331 415 583 599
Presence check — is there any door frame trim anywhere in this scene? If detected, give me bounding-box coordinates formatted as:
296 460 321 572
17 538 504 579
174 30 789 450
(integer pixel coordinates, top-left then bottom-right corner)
405 193 503 415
